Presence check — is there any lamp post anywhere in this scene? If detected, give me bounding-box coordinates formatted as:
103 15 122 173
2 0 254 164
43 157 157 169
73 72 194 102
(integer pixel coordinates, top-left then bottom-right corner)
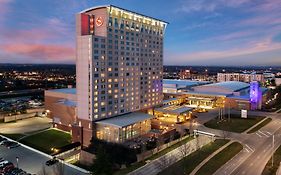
16 157 19 168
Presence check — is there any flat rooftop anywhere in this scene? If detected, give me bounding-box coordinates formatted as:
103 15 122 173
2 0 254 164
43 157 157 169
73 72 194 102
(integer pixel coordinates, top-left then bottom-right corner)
95 112 153 128
182 91 230 97
155 105 193 115
196 81 250 92
47 88 76 95
163 79 210 87
57 99 77 107
163 98 178 104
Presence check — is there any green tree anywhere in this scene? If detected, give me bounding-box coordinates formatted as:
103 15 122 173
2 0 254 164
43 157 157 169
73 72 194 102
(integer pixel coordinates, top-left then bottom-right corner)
92 146 113 175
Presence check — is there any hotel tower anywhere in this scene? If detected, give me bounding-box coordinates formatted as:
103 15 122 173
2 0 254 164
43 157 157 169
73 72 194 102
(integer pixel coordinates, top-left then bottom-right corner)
45 5 167 146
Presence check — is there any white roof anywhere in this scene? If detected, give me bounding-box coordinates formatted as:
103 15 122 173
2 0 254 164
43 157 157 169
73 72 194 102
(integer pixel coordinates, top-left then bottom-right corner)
57 99 77 107
196 81 249 92
48 88 76 95
95 112 153 128
155 105 193 115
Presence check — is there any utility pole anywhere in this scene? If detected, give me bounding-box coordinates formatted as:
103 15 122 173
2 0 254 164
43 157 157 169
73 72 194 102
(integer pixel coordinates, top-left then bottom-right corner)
228 102 230 122
272 134 275 167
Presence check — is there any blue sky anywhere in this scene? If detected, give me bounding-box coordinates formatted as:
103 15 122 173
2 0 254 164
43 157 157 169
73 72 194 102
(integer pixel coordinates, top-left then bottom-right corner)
0 0 281 66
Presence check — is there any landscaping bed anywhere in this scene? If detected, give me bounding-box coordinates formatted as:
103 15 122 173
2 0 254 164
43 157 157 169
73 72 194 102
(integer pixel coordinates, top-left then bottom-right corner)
19 129 71 154
195 142 243 175
247 118 272 133
158 139 229 175
204 114 265 133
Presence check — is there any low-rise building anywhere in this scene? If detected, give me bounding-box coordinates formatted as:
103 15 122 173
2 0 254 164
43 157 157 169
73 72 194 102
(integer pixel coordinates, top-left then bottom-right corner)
163 80 269 111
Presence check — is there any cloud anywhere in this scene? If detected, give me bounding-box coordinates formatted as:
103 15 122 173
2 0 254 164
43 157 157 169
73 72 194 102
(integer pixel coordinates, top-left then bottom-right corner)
0 43 75 61
177 0 250 13
0 0 12 23
166 36 281 65
0 16 75 63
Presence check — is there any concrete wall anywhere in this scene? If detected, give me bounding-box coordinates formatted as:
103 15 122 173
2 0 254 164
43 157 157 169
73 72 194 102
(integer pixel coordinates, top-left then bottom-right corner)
80 150 96 166
4 113 36 122
45 95 76 127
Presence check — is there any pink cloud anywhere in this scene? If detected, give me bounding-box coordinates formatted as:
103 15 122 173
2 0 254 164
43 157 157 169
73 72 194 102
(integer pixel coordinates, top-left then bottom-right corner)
1 29 56 43
0 43 75 60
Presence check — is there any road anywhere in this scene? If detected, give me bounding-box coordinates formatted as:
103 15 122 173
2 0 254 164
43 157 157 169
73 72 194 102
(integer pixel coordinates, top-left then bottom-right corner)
0 117 52 134
203 110 281 175
128 135 212 175
0 143 89 175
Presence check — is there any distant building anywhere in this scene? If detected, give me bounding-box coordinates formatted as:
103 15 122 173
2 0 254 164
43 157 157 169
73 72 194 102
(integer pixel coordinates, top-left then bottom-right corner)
163 80 268 111
179 69 191 79
275 77 281 86
217 72 267 83
163 79 210 94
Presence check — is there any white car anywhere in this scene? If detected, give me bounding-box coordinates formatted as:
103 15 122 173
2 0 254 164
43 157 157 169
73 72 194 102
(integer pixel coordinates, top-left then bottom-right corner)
0 160 9 167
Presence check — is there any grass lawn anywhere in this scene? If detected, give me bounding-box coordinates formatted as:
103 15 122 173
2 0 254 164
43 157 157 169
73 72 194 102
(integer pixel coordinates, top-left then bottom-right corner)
262 144 281 175
247 118 272 133
0 133 25 140
195 142 243 175
158 139 229 175
204 114 265 133
20 129 71 154
114 136 193 175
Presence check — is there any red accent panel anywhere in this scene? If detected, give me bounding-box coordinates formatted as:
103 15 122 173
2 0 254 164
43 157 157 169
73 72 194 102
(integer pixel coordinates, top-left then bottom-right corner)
81 14 89 35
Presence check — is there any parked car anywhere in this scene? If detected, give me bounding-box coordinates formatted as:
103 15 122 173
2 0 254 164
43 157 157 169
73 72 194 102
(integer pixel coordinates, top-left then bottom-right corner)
1 141 20 149
0 162 14 174
45 159 58 166
0 137 7 144
6 142 20 149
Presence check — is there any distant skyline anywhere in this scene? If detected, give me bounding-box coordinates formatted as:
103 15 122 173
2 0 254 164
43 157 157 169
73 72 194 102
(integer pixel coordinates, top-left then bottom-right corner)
0 0 281 66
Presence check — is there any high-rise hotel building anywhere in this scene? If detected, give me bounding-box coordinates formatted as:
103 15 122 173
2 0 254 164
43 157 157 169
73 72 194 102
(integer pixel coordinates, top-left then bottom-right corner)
45 5 167 146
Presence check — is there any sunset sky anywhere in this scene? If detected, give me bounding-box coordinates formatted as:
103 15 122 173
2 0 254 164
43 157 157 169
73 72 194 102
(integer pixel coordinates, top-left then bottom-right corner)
0 0 281 66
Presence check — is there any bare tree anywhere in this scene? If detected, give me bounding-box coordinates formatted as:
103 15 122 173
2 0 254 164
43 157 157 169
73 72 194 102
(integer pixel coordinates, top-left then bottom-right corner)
53 161 65 175
38 165 48 175
179 142 190 159
179 143 190 174
156 154 171 171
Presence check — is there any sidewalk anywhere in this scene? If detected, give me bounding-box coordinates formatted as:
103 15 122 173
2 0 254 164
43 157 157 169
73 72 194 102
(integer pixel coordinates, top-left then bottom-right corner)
189 140 233 175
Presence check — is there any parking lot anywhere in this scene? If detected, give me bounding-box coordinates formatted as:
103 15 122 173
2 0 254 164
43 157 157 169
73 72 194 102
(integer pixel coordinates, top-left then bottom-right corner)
0 140 90 175
0 117 52 134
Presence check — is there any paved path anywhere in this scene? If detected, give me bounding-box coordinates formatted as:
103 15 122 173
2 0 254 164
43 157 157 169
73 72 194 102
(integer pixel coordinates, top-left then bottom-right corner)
190 140 234 175
128 135 212 175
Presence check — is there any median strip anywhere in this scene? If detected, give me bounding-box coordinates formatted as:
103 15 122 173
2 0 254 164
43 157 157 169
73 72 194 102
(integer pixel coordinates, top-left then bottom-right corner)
195 142 243 175
246 118 272 134
158 139 229 175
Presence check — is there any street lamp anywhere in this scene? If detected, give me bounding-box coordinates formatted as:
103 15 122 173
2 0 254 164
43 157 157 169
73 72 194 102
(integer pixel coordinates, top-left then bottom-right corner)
16 157 19 168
